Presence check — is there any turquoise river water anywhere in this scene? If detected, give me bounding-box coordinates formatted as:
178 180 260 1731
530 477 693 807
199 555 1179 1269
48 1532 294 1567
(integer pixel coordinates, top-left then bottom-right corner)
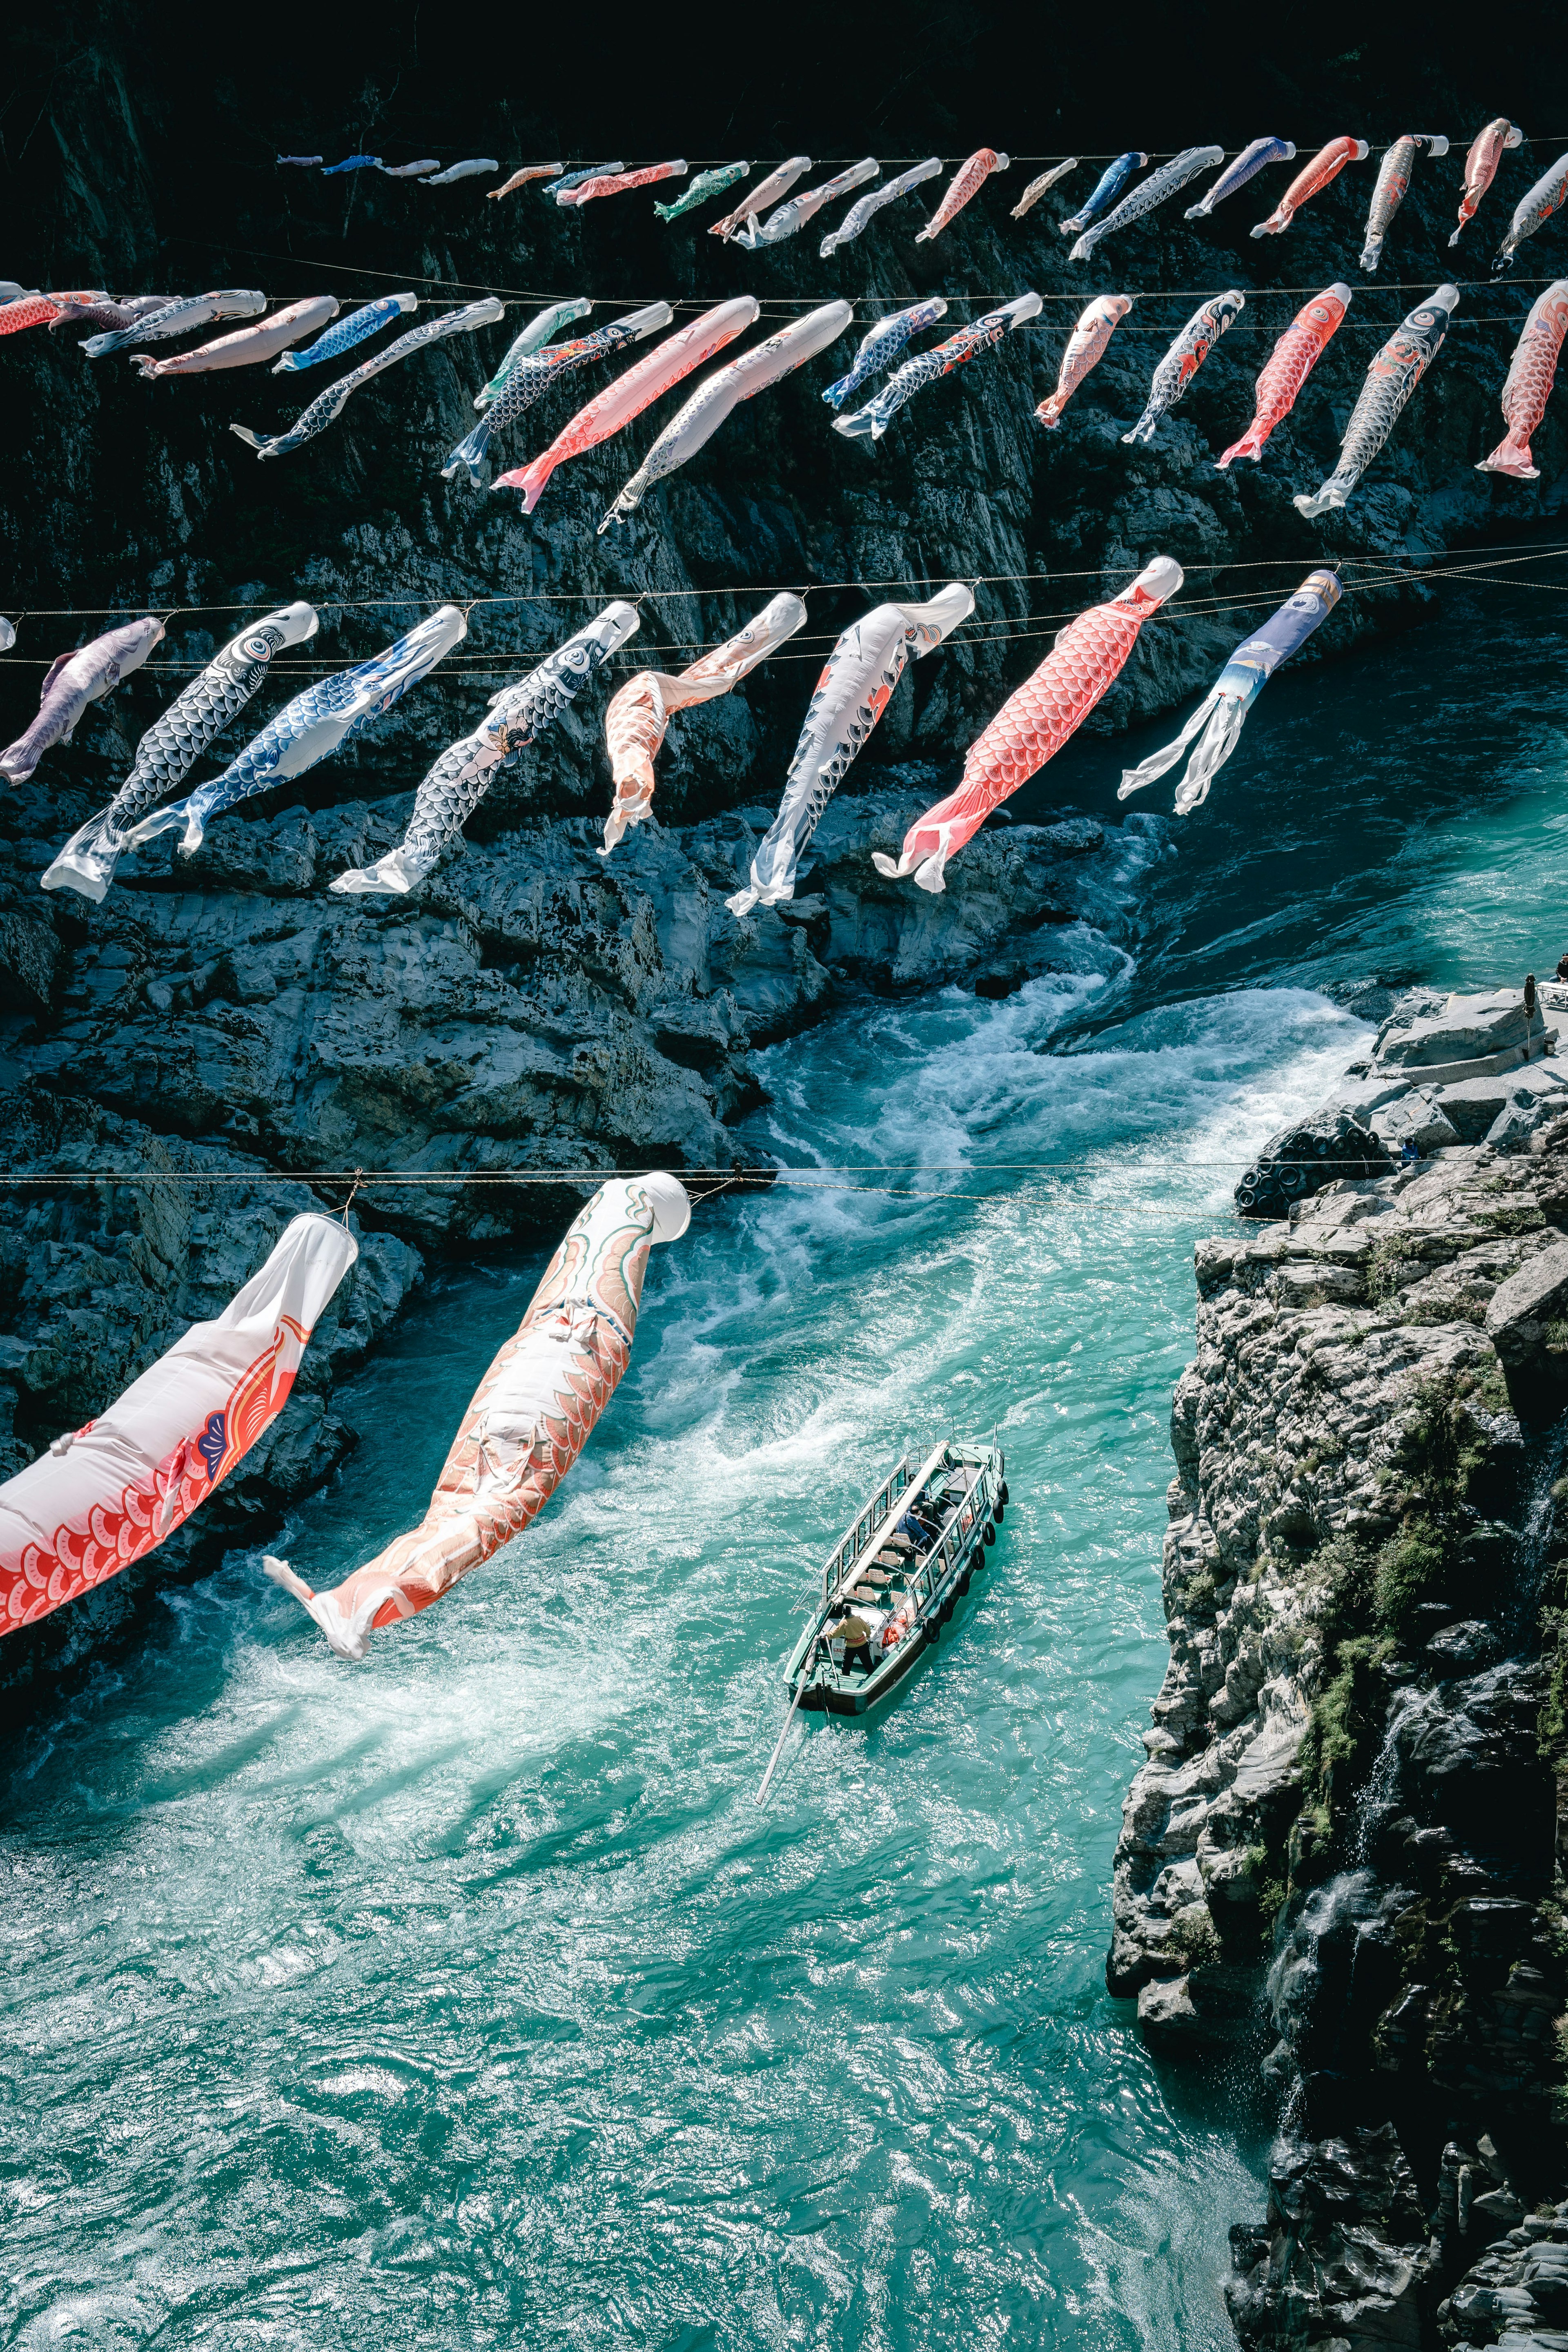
4 576 1568 2348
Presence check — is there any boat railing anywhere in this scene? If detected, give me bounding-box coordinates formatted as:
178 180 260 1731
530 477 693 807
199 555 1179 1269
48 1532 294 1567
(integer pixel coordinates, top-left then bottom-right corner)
819 1450 930 1604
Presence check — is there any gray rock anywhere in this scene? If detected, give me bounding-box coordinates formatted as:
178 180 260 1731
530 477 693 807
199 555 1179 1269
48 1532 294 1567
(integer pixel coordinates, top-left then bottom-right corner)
1485 1238 1568 1374
1374 989 1550 1074
1373 1087 1461 1155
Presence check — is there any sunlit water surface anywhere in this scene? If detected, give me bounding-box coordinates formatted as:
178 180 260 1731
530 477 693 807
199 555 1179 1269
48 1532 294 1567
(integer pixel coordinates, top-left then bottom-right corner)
4 584 1568 2348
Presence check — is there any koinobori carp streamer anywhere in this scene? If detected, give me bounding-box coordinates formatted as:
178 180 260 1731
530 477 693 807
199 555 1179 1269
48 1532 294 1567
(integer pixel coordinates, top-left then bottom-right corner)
1122 290 1244 444
726 585 974 917
477 300 594 408
1184 138 1294 218
1060 152 1146 237
822 298 948 410
1294 285 1459 517
915 148 1009 241
1068 145 1222 262
1450 119 1522 245
423 158 499 185
332 606 639 893
229 298 504 459
82 288 265 357
489 164 564 198
128 296 340 378
819 159 940 255
873 559 1183 894
549 163 624 202
492 297 758 513
1252 136 1369 236
41 604 320 904
558 160 688 206
833 293 1041 443
1494 153 1568 273
1117 570 1342 815
1 1215 358 1636
656 162 749 221
1215 283 1351 468
442 301 673 488
1476 279 1568 478
1035 295 1132 429
710 156 810 238
274 292 418 372
732 158 879 249
1360 134 1449 273
0 617 165 783
125 607 468 854
601 593 807 852
263 1176 690 1661
1012 159 1078 218
600 300 853 531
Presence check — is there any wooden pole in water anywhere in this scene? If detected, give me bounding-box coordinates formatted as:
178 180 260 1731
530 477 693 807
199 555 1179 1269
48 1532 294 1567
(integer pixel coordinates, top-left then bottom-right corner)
755 1640 817 1807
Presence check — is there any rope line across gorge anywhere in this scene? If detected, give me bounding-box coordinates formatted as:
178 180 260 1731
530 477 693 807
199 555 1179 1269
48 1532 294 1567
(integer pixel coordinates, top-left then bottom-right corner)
0 1158 1471 1183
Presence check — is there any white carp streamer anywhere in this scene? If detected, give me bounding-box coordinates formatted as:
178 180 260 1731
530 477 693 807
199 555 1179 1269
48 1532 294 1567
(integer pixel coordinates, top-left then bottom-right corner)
1 1215 357 1635
263 1176 690 1661
726 584 973 917
600 592 808 852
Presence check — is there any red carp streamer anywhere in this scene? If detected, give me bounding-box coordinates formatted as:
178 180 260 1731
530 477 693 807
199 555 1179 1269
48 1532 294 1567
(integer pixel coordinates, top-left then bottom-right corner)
915 148 1010 241
1251 136 1368 235
1451 118 1522 245
1477 279 1568 478
1215 282 1351 468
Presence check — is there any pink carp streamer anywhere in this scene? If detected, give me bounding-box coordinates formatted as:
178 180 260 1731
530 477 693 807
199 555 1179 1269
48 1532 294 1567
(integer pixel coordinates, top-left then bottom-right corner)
129 296 339 378
915 148 1010 241
873 557 1183 894
490 164 564 198
1215 283 1351 468
264 1176 691 1661
559 160 688 207
493 296 760 514
601 592 807 851
1477 280 1568 478
1 1215 357 1635
711 156 811 237
0 290 105 335
1251 136 1369 235
1035 294 1131 429
1451 119 1522 245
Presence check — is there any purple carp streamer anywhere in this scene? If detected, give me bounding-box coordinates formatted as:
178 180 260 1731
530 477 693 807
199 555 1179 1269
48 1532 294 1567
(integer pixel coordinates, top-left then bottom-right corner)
1012 159 1078 218
333 606 640 893
711 157 810 238
477 300 594 408
834 292 1041 443
1068 145 1222 261
1494 153 1568 274
1035 294 1132 428
274 292 417 373
443 302 671 488
1117 570 1341 814
600 300 853 532
0 617 164 783
822 298 948 410
1294 285 1459 517
82 289 264 359
1451 120 1522 245
127 608 468 856
1061 152 1147 237
1360 134 1448 273
229 297 503 459
733 159 879 249
42 604 320 903
1185 138 1294 218
1122 290 1244 444
820 159 940 255
726 586 973 917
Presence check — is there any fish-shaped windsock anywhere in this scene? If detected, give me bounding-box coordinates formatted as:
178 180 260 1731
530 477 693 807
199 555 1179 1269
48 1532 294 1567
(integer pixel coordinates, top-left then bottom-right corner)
0 617 165 784
712 157 811 237
915 148 1009 241
1294 285 1459 517
229 297 504 459
726 585 973 917
492 297 759 513
601 593 807 852
656 161 749 221
1494 153 1568 273
1068 145 1222 261
1476 280 1568 479
125 606 467 855
274 292 418 372
443 301 672 488
1012 159 1078 218
834 293 1041 443
732 158 879 249
490 163 564 198
873 559 1182 895
822 298 948 410
1252 136 1369 235
1061 152 1147 236
82 288 265 358
278 154 323 166
600 300 853 532
1 292 74 336
323 154 381 174
1360 134 1448 272
1118 570 1341 815
1215 283 1350 468
477 300 594 408
1185 137 1295 218
379 158 441 178
263 1176 691 1662
0 619 15 653
1035 294 1132 429
559 160 687 206
548 163 624 203
1122 290 1243 444
129 296 340 378
1451 120 1523 245
50 293 170 336
2 1214 358 1638
819 158 941 255
423 158 499 185
41 604 319 904
333 606 639 894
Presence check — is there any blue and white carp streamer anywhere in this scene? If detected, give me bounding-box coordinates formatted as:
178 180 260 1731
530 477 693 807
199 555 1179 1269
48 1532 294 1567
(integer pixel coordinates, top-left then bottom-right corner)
822 298 948 410
229 298 504 459
833 294 1040 443
1294 285 1459 515
476 300 594 408
1184 138 1295 218
442 303 671 490
819 159 941 255
82 289 264 358
1068 145 1223 261
274 293 418 373
1060 151 1147 237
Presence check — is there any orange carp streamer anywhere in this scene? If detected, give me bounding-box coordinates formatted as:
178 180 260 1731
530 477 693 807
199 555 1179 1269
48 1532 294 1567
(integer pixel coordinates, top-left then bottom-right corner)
915 148 1009 241
264 1176 691 1661
872 557 1183 895
1034 295 1131 429
1477 279 1568 479
1251 136 1369 236
1215 282 1351 468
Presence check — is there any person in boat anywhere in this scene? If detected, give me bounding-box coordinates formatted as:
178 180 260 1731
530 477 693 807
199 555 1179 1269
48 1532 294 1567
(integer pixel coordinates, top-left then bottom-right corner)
834 1610 880 1675
896 1500 940 1550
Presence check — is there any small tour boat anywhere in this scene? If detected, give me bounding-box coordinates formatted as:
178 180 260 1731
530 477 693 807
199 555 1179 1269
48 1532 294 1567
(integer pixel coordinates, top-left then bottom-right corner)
780 1440 1007 1724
